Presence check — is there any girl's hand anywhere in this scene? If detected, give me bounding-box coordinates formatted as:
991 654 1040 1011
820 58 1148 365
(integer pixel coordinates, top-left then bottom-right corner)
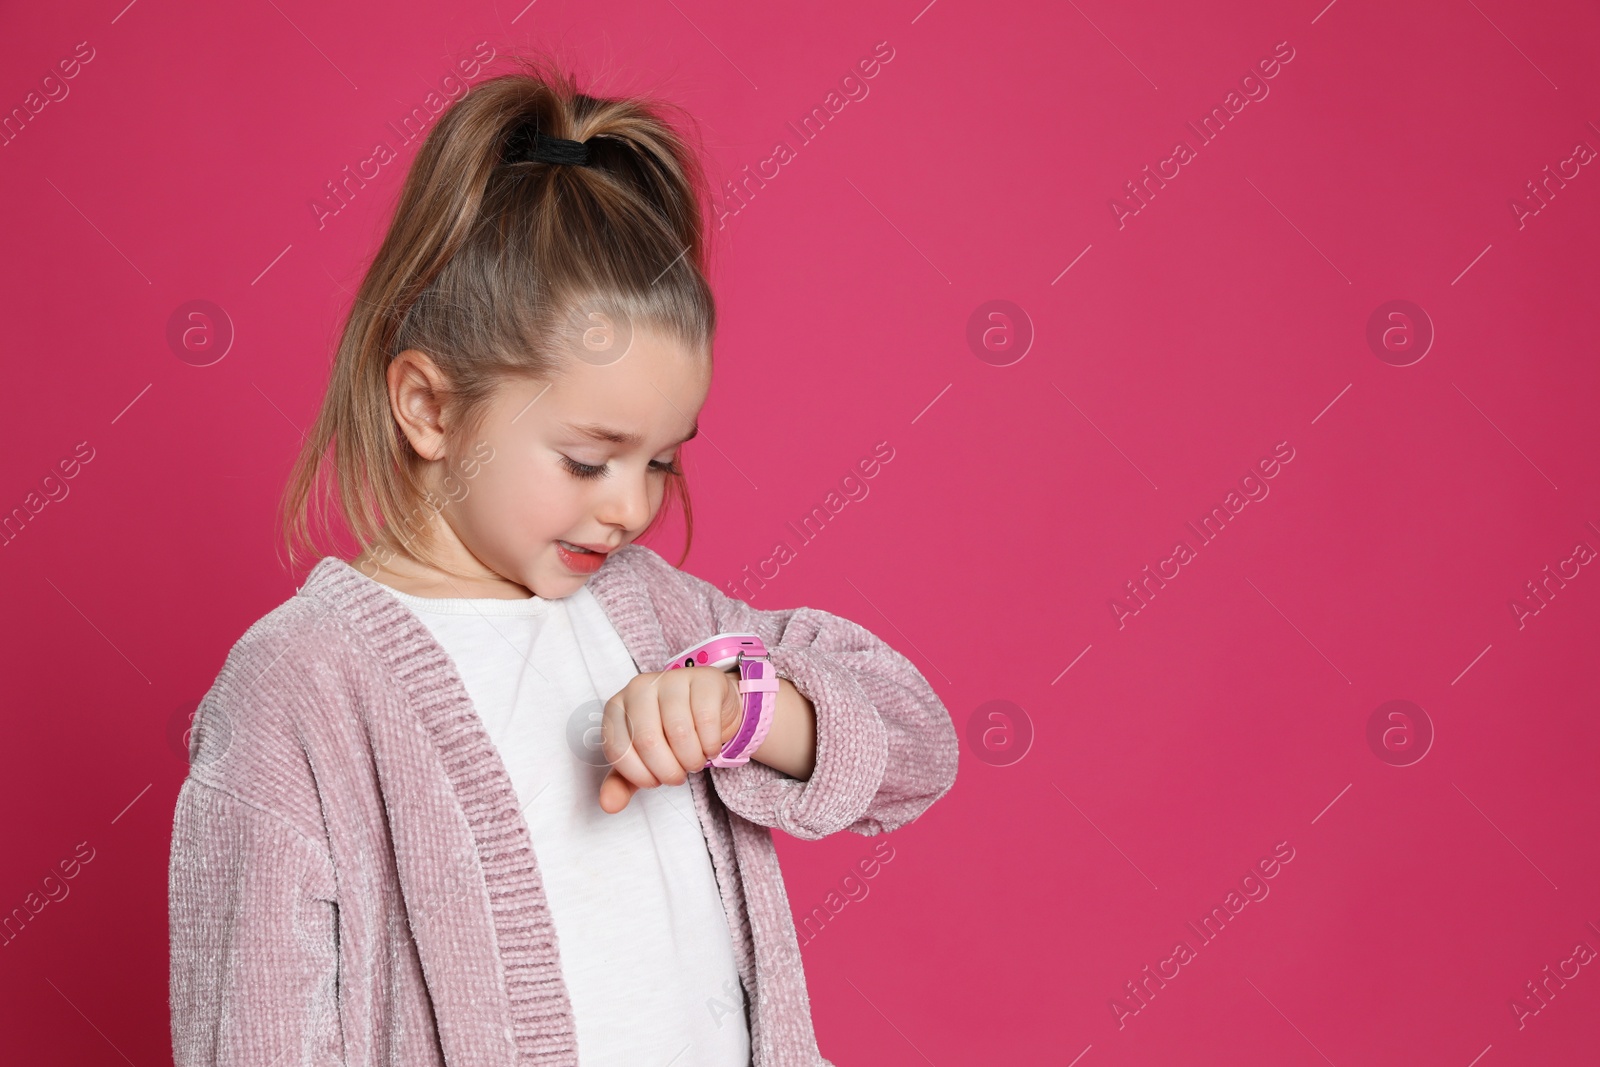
598 665 743 814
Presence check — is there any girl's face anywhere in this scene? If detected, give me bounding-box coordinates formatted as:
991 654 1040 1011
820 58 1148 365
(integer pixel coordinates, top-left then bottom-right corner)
380 324 711 599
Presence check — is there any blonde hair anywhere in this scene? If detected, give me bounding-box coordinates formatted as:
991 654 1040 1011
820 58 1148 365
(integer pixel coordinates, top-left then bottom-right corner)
278 54 715 577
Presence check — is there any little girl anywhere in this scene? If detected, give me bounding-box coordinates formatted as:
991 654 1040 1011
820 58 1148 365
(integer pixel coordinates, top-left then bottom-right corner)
167 57 958 1067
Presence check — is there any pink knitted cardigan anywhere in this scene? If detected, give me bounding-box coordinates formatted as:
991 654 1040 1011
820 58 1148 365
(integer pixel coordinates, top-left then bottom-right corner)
167 545 959 1066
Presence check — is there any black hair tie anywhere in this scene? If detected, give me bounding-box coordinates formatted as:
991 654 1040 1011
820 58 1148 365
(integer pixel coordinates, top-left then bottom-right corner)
504 124 591 167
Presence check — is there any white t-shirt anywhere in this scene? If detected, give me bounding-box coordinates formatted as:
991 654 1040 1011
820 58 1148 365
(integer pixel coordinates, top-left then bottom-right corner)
378 580 751 1066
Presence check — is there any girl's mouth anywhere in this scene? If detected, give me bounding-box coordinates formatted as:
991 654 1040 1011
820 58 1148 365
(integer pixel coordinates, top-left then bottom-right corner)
556 539 607 574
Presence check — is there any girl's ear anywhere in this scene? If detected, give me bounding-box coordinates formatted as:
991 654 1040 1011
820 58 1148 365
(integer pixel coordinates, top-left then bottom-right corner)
388 349 449 462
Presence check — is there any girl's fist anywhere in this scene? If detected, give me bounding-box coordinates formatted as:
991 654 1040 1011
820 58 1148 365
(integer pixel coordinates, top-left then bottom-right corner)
597 665 742 813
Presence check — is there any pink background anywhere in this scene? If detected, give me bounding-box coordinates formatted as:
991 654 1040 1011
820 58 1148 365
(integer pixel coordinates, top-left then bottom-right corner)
2 0 1598 1063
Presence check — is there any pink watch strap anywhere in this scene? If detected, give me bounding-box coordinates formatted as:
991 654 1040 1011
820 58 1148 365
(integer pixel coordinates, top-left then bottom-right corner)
707 656 778 767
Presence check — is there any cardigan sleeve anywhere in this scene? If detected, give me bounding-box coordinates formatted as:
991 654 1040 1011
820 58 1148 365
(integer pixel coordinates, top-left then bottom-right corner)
168 776 344 1067
661 561 959 841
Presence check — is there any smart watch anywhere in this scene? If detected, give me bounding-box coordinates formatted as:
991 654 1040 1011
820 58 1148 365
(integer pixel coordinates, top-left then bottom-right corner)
664 632 777 768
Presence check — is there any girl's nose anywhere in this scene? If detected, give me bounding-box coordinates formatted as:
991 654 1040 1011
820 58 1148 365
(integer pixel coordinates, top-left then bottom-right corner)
595 468 652 532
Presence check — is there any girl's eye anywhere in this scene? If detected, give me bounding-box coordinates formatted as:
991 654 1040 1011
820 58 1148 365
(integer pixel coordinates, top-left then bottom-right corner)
560 455 609 480
559 455 682 480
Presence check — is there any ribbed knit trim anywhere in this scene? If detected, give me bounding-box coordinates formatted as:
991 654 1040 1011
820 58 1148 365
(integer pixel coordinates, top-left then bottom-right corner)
298 555 581 1065
581 547 672 669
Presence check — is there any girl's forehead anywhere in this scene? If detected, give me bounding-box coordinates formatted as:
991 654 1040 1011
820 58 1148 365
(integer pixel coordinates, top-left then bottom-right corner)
519 337 709 441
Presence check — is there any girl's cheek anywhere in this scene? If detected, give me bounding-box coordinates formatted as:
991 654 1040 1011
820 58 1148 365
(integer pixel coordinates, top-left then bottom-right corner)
520 468 573 522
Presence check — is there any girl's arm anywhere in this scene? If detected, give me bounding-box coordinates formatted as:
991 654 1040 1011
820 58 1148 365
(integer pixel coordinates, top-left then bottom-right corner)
747 675 818 781
643 550 960 841
168 776 343 1065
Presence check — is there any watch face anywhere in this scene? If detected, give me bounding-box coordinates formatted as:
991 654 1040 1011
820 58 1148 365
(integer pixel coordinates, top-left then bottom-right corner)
673 650 740 671
668 634 765 671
